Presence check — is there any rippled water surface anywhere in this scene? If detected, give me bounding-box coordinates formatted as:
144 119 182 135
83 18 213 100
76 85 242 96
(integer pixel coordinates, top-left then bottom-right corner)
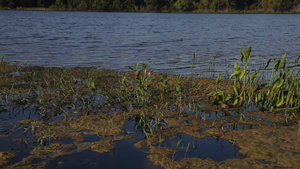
0 10 299 74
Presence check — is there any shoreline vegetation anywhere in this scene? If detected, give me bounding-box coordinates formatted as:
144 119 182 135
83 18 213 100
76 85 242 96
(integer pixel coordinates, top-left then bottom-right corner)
1 48 300 168
1 0 300 13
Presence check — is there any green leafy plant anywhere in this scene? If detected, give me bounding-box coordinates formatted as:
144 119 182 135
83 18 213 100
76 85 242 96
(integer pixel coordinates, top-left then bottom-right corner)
207 73 232 105
208 47 300 119
129 62 154 108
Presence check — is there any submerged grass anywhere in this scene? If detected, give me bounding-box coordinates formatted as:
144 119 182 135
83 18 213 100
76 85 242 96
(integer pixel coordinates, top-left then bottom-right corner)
1 48 300 168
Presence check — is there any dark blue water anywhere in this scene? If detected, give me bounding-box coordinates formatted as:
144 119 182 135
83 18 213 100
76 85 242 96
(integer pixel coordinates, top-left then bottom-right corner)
0 10 299 74
163 134 241 162
46 139 164 169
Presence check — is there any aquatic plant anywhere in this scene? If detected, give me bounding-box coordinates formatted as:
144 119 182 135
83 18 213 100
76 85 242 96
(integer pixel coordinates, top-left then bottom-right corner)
207 73 232 105
130 63 154 108
209 47 300 119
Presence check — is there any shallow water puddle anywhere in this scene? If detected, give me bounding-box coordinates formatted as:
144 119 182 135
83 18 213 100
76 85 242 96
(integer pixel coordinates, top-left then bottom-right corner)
47 138 164 169
162 133 241 162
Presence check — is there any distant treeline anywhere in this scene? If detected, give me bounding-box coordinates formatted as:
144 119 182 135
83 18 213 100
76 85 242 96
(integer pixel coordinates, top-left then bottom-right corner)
1 0 300 12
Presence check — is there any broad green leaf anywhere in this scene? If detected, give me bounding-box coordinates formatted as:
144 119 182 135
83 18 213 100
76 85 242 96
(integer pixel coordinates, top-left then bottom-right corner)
233 98 239 105
234 62 240 71
241 47 245 63
239 66 248 80
241 47 251 63
230 70 241 79
297 55 300 64
225 94 232 101
246 47 251 62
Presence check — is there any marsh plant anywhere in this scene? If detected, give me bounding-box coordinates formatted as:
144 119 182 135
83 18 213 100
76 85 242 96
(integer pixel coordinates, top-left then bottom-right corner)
131 63 154 108
0 61 107 118
209 47 300 118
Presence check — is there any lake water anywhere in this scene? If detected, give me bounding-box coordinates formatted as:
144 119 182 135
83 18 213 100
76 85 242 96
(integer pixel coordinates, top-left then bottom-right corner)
0 10 299 75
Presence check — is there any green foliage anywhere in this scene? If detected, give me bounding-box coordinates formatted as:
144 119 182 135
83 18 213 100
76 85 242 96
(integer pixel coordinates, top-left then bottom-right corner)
174 0 193 11
3 0 299 12
209 47 300 119
77 0 88 10
258 0 299 12
208 73 232 105
129 62 154 108
55 0 66 8
210 0 218 11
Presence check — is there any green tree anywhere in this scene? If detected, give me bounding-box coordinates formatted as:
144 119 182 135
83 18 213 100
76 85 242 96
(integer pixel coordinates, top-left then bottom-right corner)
111 0 135 11
269 0 282 11
92 0 103 11
259 0 283 11
210 0 219 11
76 0 88 10
174 0 193 11
55 0 66 8
193 0 210 11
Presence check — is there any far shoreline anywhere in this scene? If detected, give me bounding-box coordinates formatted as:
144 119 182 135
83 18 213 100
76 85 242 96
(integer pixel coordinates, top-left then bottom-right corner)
1 6 300 14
